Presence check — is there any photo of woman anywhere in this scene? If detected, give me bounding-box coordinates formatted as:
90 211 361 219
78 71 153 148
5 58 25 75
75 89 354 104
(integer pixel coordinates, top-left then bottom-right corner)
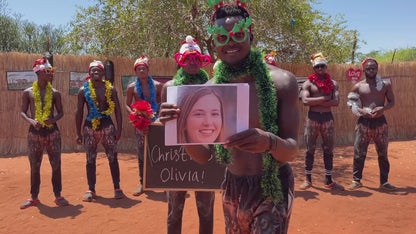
165 83 249 146
177 87 224 143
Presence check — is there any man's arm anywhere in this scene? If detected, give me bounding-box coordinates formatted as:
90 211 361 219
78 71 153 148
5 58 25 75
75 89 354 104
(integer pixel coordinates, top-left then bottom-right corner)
320 80 340 107
20 89 40 129
112 88 123 142
301 80 330 106
75 88 85 144
269 71 299 162
348 83 371 117
371 82 395 118
125 84 135 114
223 70 299 163
45 90 63 125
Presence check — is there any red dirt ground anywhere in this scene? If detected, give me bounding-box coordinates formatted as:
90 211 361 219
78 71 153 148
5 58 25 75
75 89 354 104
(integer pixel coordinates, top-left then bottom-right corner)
1 140 415 234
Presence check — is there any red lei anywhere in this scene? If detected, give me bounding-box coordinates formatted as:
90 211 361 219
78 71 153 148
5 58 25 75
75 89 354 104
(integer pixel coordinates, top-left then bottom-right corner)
308 73 333 94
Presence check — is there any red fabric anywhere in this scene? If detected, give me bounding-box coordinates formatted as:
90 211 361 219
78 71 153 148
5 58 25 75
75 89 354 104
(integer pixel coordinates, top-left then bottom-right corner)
33 58 47 69
129 101 154 130
308 73 333 94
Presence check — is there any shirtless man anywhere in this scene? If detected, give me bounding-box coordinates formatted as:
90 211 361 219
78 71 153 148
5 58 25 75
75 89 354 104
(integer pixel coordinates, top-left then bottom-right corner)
20 57 68 209
162 36 215 234
76 60 124 201
125 56 162 196
347 58 396 191
159 3 299 233
299 52 344 191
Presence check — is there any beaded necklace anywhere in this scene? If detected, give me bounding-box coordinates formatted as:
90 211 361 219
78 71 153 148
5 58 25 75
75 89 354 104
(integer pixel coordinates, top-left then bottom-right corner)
33 81 53 128
84 80 115 130
136 76 158 121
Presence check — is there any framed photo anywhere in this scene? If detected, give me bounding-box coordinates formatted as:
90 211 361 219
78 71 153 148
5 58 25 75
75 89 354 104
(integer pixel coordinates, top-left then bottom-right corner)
121 75 137 96
69 72 89 95
165 84 249 145
6 71 37 90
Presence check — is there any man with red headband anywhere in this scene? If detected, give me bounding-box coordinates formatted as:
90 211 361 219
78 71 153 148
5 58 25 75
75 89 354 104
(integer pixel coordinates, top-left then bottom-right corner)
161 35 214 234
76 60 124 201
299 52 344 191
347 58 396 191
20 56 68 209
125 56 162 196
159 2 299 233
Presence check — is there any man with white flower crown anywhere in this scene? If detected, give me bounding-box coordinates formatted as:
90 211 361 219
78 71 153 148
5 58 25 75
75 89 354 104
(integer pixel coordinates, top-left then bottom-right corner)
20 56 68 209
125 56 162 196
76 60 124 201
161 35 215 234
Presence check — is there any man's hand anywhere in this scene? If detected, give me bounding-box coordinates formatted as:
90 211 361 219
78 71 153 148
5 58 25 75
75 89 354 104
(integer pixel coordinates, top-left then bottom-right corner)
224 128 270 153
76 134 83 145
158 103 180 124
370 106 384 118
44 118 56 125
30 119 42 130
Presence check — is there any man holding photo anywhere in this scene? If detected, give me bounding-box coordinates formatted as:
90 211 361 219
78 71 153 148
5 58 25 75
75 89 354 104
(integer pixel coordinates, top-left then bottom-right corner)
159 3 299 233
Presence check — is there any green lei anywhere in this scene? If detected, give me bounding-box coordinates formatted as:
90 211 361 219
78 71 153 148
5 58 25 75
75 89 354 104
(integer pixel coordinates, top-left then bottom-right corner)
173 68 209 86
213 48 282 203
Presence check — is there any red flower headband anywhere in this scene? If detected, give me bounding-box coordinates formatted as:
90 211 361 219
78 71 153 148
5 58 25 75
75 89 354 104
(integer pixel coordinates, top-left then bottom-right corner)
361 57 378 67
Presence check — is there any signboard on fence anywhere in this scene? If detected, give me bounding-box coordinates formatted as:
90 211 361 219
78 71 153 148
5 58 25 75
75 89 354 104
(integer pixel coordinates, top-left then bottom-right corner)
69 72 89 95
144 124 225 191
6 71 37 90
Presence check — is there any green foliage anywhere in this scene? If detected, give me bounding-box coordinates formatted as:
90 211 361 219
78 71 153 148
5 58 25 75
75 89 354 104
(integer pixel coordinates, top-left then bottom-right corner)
359 47 416 63
0 0 68 53
66 0 359 62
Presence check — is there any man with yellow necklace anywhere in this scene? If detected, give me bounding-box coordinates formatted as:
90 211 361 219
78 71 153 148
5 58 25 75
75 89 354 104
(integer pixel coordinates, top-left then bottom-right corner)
75 60 124 202
20 57 68 209
159 2 299 233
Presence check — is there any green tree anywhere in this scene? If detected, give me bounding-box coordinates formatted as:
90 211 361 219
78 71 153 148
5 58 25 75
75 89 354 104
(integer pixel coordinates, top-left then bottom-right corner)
0 0 19 52
357 48 416 63
67 0 359 63
0 0 67 53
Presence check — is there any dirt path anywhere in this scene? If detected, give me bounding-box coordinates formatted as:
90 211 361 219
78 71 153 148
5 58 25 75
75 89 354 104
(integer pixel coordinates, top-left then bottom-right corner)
1 140 415 234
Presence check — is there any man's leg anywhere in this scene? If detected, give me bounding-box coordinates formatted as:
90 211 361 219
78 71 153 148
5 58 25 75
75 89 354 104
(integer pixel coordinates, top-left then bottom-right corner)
320 119 335 183
167 191 187 234
28 132 44 200
349 122 371 189
45 129 62 198
373 123 392 186
195 191 215 234
102 125 122 196
133 129 145 196
252 164 295 234
302 117 319 188
83 126 100 193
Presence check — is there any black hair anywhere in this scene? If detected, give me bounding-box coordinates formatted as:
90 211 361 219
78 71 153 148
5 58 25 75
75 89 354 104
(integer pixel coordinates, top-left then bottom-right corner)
211 4 250 24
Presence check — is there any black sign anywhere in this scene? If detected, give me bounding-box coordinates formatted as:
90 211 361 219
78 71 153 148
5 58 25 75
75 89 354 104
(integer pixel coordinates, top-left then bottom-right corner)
144 124 226 191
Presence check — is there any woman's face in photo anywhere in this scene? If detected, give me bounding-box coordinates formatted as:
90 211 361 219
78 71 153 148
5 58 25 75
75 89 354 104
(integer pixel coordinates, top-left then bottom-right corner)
185 94 222 143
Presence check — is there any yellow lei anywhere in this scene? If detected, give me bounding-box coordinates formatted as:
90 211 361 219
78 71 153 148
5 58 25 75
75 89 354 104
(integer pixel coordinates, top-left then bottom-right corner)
33 81 53 128
89 80 115 130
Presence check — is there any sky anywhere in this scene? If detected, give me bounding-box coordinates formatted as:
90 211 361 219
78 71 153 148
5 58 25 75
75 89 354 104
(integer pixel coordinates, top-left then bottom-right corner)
4 0 416 54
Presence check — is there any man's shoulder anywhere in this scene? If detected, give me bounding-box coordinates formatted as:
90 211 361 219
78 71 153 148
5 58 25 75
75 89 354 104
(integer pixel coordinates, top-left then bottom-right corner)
269 66 297 89
162 79 174 88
